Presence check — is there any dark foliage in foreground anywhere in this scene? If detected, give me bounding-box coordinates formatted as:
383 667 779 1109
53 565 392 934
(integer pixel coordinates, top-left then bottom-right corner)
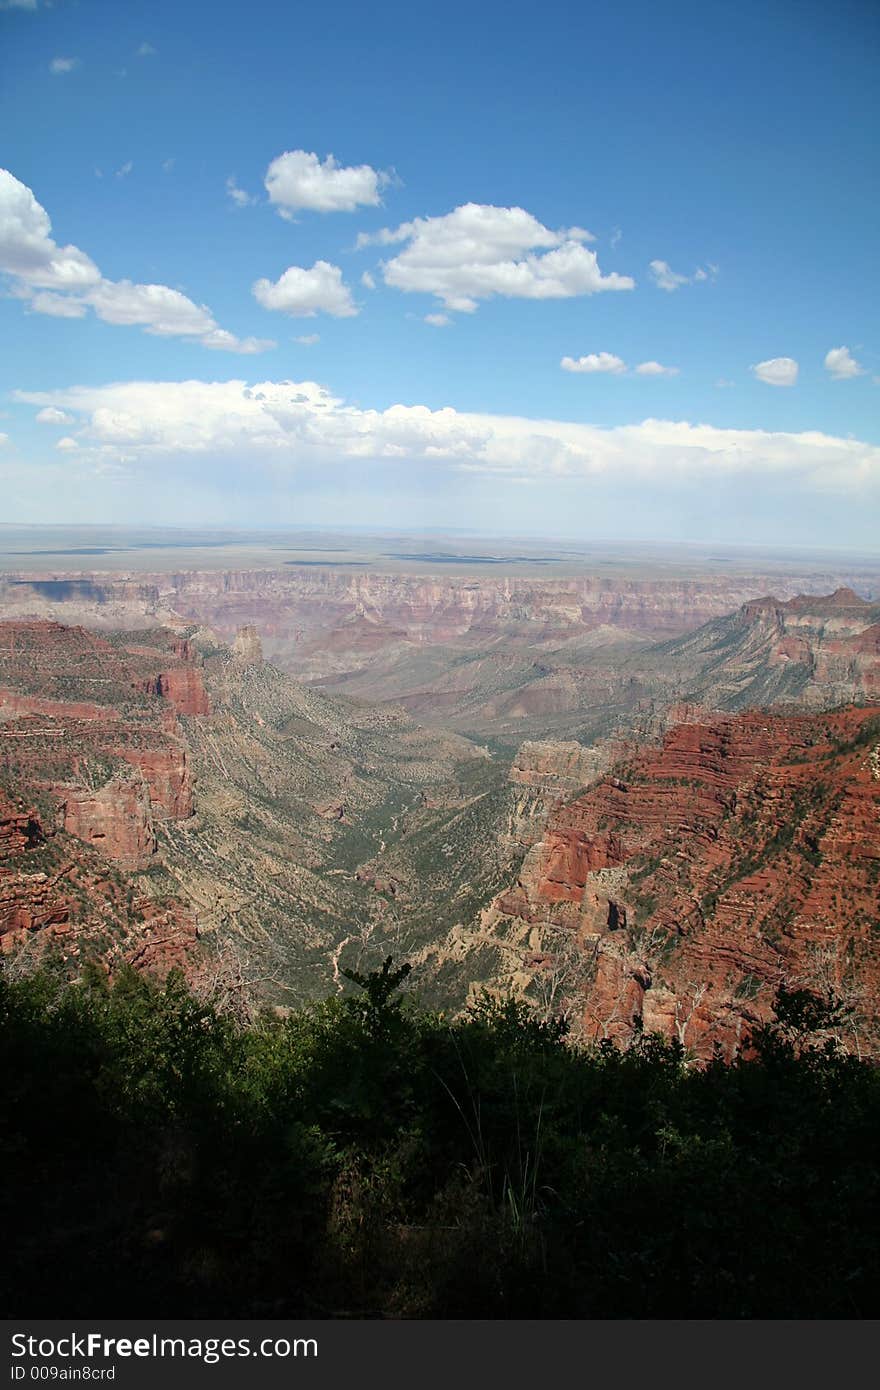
2 960 879 1318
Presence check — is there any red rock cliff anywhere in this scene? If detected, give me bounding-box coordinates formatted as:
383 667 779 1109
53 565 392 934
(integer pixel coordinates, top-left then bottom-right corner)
489 704 880 1058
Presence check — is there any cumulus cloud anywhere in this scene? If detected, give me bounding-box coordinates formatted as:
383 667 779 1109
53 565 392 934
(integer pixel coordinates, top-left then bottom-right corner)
26 290 88 318
35 406 74 425
824 346 864 380
752 357 799 387
49 57 79 75
561 353 627 374
200 329 274 354
561 355 678 377
295 333 320 345
252 261 357 318
264 150 392 217
363 203 630 313
0 168 273 352
55 436 78 451
0 170 101 289
636 361 679 376
15 378 878 497
226 176 256 208
87 280 217 334
0 433 8 446
425 313 450 327
649 259 715 291
361 271 376 290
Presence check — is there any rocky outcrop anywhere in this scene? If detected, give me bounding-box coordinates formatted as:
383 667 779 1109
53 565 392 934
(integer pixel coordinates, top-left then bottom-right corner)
0 791 44 857
137 667 210 716
121 746 194 820
60 775 157 868
0 622 197 870
232 625 263 667
0 780 200 979
121 897 200 977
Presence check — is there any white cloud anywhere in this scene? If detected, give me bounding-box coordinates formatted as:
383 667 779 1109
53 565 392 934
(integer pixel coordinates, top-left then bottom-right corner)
265 150 392 217
0 169 101 289
561 352 627 374
561 355 679 377
116 161 133 179
824 346 864 380
137 42 156 57
36 406 74 425
18 378 877 498
56 437 79 451
87 280 215 334
425 313 450 327
0 168 273 353
49 57 79 75
636 361 679 376
360 270 376 290
752 357 799 387
295 333 320 345
252 261 358 318
366 203 631 313
0 433 8 447
649 259 715 291
610 227 622 250
226 176 256 208
201 329 275 354
27 290 88 318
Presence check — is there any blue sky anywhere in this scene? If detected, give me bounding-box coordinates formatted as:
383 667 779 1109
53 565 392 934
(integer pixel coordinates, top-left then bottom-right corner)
0 0 878 546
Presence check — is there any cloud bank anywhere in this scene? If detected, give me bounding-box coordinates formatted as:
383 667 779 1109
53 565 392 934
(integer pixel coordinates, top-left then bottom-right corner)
13 378 877 496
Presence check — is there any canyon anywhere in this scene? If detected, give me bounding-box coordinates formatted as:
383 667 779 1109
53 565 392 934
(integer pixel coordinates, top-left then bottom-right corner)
1 559 878 1055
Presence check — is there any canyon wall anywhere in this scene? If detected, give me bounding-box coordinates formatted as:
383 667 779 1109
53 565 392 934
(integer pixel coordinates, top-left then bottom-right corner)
2 566 876 662
463 703 880 1058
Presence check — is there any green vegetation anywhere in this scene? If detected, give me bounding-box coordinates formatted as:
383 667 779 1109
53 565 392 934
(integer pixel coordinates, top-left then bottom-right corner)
2 961 879 1318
